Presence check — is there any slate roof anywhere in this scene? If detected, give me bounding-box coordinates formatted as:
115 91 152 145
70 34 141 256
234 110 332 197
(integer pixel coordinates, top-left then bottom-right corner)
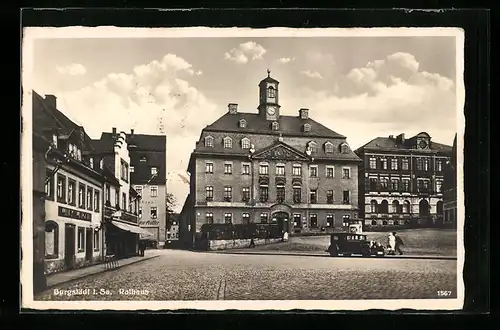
356 134 453 154
203 112 346 139
127 133 166 152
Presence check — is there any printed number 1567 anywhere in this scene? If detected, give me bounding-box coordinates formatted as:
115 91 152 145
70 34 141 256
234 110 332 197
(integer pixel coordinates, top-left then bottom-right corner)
437 290 452 297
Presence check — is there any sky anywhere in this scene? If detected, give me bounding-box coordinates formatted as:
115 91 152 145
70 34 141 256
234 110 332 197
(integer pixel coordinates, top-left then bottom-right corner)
29 32 460 213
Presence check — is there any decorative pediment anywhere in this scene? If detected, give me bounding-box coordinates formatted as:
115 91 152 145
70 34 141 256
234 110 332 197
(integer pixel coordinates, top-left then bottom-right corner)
252 142 310 161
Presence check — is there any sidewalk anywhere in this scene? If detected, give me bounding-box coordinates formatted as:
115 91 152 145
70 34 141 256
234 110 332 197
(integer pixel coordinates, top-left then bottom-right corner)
212 249 457 260
46 253 159 288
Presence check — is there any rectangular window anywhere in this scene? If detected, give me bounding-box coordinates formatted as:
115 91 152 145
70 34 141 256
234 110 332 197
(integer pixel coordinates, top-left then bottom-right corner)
327 190 334 204
138 206 142 219
242 213 250 224
242 187 250 202
242 164 250 175
135 185 142 197
150 207 158 219
342 215 350 227
326 214 334 228
224 163 232 174
206 162 213 174
402 158 409 170
293 187 301 203
205 186 213 201
87 187 93 210
276 186 285 203
391 179 399 191
77 227 85 251
78 183 86 209
342 168 350 179
115 188 120 207
309 166 318 178
276 165 285 176
259 164 269 175
130 166 135 173
342 190 350 204
121 160 129 181
416 158 423 171
436 180 443 193
94 191 100 212
68 179 76 205
369 178 378 190
423 158 430 171
259 186 269 202
292 165 302 176
224 186 232 202
326 166 334 178
93 231 99 251
310 214 318 228
391 158 398 170
369 157 377 169
436 159 443 172
122 192 127 210
310 190 317 204
260 213 269 223
402 179 410 192
380 177 389 189
45 170 54 199
56 174 66 203
151 167 158 176
380 158 388 170
150 186 158 197
206 212 214 224
293 214 302 228
224 213 232 224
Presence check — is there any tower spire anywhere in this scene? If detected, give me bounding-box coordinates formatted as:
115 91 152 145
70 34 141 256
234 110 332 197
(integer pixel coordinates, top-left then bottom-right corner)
267 69 271 77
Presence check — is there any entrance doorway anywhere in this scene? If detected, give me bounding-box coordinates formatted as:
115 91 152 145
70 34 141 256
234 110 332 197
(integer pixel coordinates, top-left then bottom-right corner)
419 199 431 225
273 212 290 233
85 228 93 261
64 224 75 270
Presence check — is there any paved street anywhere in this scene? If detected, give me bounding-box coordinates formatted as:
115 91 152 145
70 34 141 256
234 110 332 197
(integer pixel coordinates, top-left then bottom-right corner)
35 249 457 301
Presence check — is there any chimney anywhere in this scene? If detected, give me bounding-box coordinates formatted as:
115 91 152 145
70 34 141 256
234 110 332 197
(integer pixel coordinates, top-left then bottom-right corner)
228 103 238 114
299 108 309 120
389 135 394 139
396 133 405 144
130 129 134 136
45 94 57 109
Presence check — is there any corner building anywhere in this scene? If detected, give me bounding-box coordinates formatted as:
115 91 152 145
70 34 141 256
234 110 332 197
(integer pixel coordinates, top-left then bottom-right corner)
355 132 452 229
184 72 362 239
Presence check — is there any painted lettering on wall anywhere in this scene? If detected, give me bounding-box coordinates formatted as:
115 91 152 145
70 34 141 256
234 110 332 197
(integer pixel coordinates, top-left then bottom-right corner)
139 220 160 227
58 206 92 221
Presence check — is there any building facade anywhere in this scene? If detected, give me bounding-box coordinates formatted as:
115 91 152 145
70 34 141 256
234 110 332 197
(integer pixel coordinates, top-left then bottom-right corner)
91 128 142 258
181 72 362 245
127 131 167 248
355 132 453 230
33 92 106 274
442 134 458 227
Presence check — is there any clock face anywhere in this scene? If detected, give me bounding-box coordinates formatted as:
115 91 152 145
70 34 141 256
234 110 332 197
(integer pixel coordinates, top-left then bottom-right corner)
267 106 276 115
419 140 428 149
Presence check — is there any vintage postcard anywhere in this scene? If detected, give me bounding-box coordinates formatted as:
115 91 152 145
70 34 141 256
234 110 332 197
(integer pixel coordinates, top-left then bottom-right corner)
21 26 465 311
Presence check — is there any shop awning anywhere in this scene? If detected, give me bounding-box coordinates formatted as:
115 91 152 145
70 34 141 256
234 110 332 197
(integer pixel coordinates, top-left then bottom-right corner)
111 221 153 236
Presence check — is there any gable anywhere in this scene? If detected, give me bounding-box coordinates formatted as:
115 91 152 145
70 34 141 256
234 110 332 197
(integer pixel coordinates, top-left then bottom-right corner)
252 142 310 161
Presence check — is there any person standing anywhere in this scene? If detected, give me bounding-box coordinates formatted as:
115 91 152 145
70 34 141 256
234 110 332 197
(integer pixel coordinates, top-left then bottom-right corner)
388 232 396 255
394 232 404 255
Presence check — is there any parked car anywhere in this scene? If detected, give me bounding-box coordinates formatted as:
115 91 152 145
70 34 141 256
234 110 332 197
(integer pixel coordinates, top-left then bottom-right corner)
326 233 385 257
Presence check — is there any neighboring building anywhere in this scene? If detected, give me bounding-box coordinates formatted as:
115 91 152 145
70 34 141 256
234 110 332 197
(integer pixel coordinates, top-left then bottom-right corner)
442 134 458 227
355 132 453 229
91 128 143 258
181 71 362 245
127 130 167 248
33 91 106 274
166 212 180 248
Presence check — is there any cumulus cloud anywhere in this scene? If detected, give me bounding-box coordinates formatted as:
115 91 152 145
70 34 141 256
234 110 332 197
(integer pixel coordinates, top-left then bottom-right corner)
278 57 295 64
289 52 457 149
224 41 267 64
300 70 323 79
56 63 87 76
50 54 218 212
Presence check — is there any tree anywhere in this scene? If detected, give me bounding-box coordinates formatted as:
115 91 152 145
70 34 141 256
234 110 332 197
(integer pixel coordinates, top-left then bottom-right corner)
166 193 177 229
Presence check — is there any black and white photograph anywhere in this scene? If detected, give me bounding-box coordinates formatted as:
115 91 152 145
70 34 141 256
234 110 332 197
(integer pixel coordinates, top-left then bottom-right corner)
21 27 465 311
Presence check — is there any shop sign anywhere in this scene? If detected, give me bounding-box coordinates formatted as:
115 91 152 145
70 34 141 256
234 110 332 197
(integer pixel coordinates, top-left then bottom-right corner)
139 220 160 227
58 206 92 221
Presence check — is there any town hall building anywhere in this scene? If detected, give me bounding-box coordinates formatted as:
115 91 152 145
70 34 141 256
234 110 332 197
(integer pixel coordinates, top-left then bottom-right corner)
180 71 362 246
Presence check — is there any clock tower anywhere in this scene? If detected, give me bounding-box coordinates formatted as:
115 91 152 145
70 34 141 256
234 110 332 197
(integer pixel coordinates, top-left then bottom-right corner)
258 69 280 121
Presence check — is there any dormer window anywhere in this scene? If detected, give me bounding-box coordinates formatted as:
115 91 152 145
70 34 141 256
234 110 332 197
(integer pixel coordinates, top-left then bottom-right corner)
77 149 82 161
340 142 349 154
89 158 94 169
52 134 58 148
140 156 147 162
241 138 250 149
239 119 247 128
99 159 104 169
272 121 279 131
223 137 233 149
308 141 317 154
204 136 214 148
303 123 311 132
325 141 334 153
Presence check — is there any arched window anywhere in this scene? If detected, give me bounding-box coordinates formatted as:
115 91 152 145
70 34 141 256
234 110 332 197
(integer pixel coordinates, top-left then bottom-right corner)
403 200 411 214
370 200 378 213
308 141 317 154
267 86 276 98
204 136 214 148
436 201 444 215
303 123 311 132
239 119 247 128
340 142 349 154
394 220 399 226
325 141 334 153
272 121 279 131
380 200 389 214
391 200 400 213
45 221 59 258
382 220 388 226
241 138 250 149
223 137 233 148
371 220 377 226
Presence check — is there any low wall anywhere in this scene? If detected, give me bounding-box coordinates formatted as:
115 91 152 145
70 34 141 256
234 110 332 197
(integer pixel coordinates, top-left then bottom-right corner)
208 238 282 251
